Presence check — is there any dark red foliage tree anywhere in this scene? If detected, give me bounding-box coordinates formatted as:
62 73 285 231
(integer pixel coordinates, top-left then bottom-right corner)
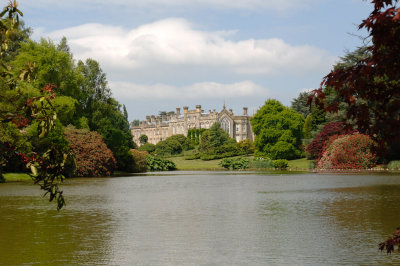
306 122 355 159
65 128 117 177
310 0 400 156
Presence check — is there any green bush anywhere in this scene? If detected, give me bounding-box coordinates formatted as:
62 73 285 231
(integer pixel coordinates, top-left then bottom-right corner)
146 155 176 171
387 161 400 170
237 139 255 155
250 158 274 169
130 149 148 173
155 134 193 156
273 159 289 170
220 157 250 170
184 152 201 160
139 143 156 153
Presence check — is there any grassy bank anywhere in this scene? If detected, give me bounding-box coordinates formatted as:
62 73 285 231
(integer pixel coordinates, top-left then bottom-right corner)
3 173 32 182
168 155 314 171
288 158 314 170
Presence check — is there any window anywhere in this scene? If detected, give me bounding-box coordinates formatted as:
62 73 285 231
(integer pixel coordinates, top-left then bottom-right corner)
242 124 247 132
236 124 240 132
221 117 230 133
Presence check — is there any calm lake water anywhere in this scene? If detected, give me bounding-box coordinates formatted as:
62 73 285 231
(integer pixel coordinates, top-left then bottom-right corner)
1 171 400 265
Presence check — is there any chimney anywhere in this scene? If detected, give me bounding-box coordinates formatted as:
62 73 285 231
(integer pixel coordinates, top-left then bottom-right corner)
196 105 201 113
183 106 189 114
176 107 181 116
229 109 233 114
243 107 248 116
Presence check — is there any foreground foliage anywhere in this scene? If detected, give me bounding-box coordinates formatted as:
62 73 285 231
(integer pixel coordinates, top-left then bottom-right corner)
0 3 69 209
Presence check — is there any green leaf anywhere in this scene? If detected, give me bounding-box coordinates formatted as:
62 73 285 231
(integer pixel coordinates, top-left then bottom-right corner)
30 165 38 176
0 8 7 18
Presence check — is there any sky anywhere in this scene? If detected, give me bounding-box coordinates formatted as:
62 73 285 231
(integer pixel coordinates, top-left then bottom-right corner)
16 0 372 121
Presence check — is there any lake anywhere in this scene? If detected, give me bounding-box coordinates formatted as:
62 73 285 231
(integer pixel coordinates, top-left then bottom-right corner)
1 171 400 265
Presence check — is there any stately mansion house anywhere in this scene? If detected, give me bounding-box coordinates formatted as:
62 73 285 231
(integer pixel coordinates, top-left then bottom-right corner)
131 104 254 145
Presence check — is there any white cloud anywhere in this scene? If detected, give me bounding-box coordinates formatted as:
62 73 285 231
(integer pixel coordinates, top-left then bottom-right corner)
110 80 266 100
45 18 335 77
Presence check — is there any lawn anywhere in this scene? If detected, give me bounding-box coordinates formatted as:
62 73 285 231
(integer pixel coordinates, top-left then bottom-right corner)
3 173 32 182
168 155 254 170
169 155 314 171
288 158 315 170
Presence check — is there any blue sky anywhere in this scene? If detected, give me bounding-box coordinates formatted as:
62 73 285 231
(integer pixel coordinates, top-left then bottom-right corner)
16 0 372 120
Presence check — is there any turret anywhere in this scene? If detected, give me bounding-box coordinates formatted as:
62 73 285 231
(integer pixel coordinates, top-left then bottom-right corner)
243 107 248 116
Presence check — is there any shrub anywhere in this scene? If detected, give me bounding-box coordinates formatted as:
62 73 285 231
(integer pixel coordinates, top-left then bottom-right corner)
237 139 255 155
220 157 250 170
187 128 206 146
249 158 274 169
387 161 400 171
130 149 148 173
184 152 201 160
317 133 377 170
306 122 355 159
146 155 176 171
273 159 289 170
139 143 156 153
64 128 117 177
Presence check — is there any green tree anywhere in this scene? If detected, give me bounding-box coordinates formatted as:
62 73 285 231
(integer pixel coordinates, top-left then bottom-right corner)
139 134 148 144
251 99 304 159
199 122 235 152
303 114 313 139
291 91 313 118
0 2 71 209
11 38 81 98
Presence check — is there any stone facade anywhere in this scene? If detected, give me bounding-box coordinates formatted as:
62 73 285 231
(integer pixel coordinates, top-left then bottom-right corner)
131 104 254 145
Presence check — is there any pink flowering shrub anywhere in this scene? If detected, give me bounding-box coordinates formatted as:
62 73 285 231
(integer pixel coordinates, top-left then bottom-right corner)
317 133 377 170
65 127 117 177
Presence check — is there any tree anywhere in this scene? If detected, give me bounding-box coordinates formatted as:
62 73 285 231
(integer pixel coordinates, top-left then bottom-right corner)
303 114 313 139
306 122 355 159
311 0 400 157
291 91 313 118
0 2 70 209
251 99 304 160
139 134 148 144
199 122 235 152
11 38 81 98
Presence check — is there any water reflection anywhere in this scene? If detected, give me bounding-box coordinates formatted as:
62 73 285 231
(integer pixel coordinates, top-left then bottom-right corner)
0 181 115 265
1 172 400 265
